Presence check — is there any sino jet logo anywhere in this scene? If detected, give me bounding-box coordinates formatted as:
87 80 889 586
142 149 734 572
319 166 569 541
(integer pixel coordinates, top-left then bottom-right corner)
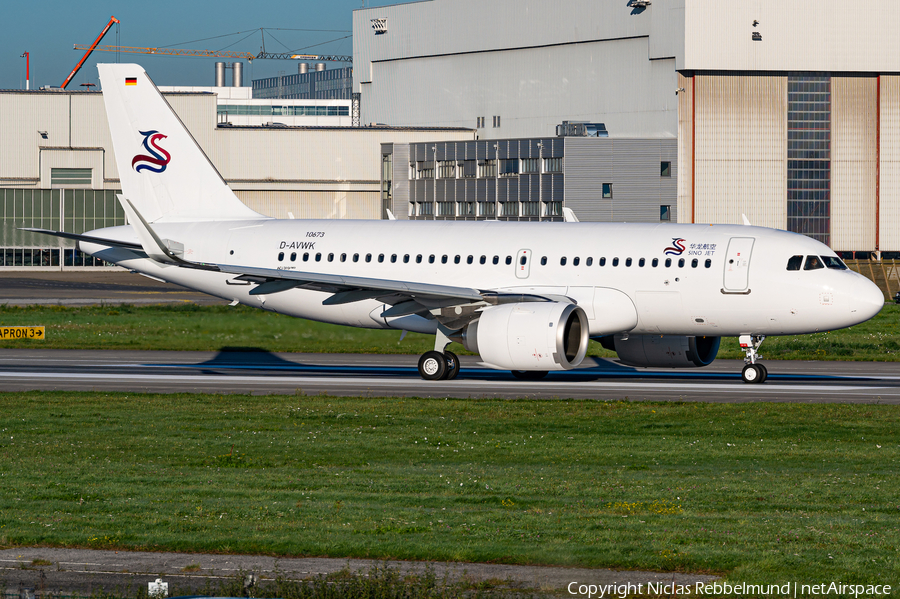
132 130 171 173
664 238 686 255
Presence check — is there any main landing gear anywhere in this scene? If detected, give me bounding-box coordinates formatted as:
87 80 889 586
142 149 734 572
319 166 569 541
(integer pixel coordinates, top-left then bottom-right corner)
739 334 768 384
417 350 460 381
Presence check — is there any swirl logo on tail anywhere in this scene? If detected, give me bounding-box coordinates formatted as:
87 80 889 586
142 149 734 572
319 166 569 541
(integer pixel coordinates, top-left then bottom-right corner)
664 238 686 255
132 130 171 173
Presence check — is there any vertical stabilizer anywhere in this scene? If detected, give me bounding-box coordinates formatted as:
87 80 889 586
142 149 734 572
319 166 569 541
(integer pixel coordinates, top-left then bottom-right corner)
98 63 264 222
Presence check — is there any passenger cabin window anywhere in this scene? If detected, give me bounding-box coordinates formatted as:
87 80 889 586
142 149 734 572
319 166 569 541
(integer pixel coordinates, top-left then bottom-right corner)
303 252 310 261
652 258 658 267
493 256 499 265
278 252 284 261
519 256 527 265
390 254 397 263
454 255 461 264
625 258 632 267
822 256 848 270
599 257 606 266
573 257 580 266
290 252 297 261
786 255 803 271
480 255 486 264
403 254 409 263
638 258 645 267
612 258 619 266
506 256 512 265
378 254 385 263
586 257 593 266
353 253 359 262
467 255 474 264
678 258 685 267
416 254 423 263
705 259 712 268
441 255 448 264
328 253 334 262
315 252 322 262
691 258 698 268
340 253 346 262
429 254 435 263
665 258 672 267
560 257 567 266
366 254 372 262
541 257 547 266
804 255 824 270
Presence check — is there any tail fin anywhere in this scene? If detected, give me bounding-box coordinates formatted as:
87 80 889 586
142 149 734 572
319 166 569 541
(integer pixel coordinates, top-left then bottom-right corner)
98 63 264 222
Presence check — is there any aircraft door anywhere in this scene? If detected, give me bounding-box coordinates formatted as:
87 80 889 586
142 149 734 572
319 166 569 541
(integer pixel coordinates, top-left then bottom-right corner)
515 249 532 279
723 237 755 292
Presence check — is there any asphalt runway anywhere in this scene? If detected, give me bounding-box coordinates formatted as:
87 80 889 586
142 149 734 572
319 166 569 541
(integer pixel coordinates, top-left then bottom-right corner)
1 348 899 402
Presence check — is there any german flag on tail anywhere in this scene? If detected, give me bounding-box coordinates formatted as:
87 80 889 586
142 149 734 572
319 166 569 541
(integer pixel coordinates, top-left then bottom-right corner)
125 77 137 86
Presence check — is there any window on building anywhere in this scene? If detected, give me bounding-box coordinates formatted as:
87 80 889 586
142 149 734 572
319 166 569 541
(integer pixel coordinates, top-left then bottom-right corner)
661 161 672 177
544 201 562 217
462 160 477 178
458 201 476 216
602 183 613 199
418 202 434 216
522 202 540 216
501 202 519 217
479 202 496 217
437 201 455 217
438 161 456 179
521 158 539 173
493 115 501 128
476 116 485 128
500 159 519 177
416 161 435 179
50 168 92 187
478 160 497 178
660 205 671 221
544 157 562 173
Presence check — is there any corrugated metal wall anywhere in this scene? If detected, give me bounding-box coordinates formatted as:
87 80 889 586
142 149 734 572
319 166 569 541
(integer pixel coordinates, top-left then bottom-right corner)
831 76 877 251
693 73 787 228
235 190 380 220
390 142 410 218
564 137 677 222
882 76 900 252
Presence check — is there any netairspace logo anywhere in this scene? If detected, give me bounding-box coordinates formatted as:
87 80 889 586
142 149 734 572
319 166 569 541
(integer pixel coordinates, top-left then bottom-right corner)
567 581 893 598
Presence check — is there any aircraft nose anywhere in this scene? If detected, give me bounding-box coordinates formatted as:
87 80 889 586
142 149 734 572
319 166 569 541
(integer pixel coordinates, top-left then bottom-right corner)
849 275 884 322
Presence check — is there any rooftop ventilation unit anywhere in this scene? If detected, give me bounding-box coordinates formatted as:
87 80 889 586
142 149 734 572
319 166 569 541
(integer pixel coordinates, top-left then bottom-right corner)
556 121 608 137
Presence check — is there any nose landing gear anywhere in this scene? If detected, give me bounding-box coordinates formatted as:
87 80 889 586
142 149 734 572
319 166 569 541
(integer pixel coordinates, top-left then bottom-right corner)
739 334 767 384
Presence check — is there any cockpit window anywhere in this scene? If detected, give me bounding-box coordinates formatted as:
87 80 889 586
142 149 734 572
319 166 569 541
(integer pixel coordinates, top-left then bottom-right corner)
821 255 848 270
786 255 803 271
804 255 824 270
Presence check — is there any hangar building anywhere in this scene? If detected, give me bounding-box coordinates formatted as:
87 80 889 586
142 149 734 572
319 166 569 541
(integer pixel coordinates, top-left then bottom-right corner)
354 0 900 255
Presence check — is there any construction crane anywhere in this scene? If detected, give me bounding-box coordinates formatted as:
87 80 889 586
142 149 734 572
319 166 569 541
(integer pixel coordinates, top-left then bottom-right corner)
74 45 352 63
62 15 120 89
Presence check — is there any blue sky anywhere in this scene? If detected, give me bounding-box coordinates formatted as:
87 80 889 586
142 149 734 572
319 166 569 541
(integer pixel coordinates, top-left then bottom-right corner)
1 0 417 90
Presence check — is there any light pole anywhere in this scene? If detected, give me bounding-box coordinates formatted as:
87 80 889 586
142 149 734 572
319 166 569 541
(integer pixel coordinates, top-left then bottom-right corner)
432 145 437 219
493 142 499 219
536 141 543 220
20 52 29 90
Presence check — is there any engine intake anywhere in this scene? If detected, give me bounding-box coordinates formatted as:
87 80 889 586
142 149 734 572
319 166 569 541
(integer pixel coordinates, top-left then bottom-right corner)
462 302 589 371
602 334 720 368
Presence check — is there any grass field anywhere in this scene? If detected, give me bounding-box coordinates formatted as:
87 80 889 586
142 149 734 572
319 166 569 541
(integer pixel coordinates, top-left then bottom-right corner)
0 392 897 589
0 303 898 361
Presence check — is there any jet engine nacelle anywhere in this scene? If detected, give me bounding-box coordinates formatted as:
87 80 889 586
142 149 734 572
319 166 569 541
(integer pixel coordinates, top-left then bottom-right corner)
602 334 721 368
461 302 589 371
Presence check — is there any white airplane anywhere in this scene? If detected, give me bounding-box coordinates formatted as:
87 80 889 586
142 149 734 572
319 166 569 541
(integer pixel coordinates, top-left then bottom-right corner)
27 64 885 384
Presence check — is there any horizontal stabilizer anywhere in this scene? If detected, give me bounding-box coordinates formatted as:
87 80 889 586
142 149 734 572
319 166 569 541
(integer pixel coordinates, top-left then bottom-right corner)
19 228 143 251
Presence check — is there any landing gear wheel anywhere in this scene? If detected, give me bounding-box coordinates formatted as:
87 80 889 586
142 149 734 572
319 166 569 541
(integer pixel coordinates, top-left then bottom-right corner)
741 363 766 384
443 351 460 380
757 363 768 383
418 351 448 381
511 370 549 380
